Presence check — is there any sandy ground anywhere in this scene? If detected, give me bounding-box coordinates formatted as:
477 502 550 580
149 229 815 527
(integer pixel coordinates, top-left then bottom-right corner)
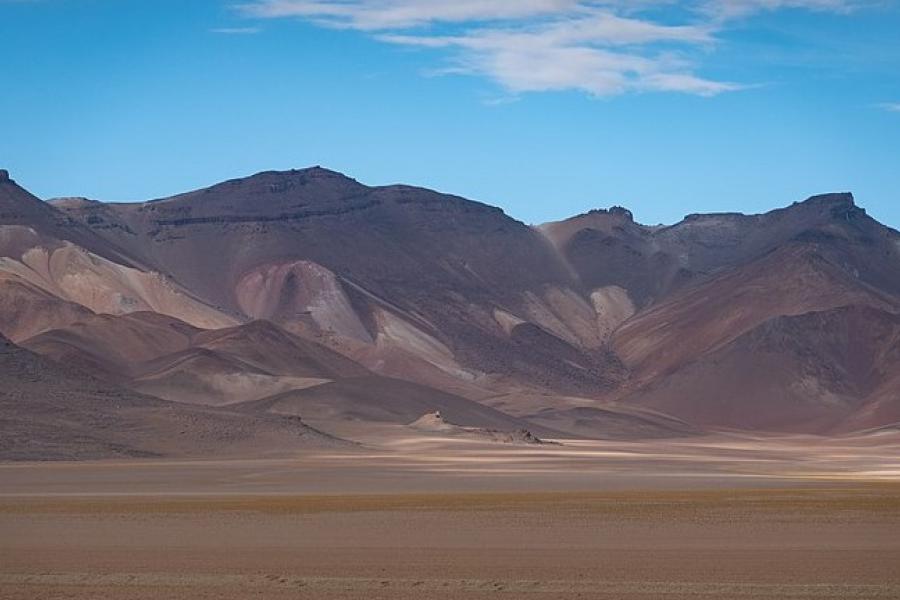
2 431 900 599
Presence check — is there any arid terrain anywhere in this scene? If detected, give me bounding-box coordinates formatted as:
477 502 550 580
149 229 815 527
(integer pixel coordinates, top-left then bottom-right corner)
3 430 900 599
3 167 900 598
5 0 900 595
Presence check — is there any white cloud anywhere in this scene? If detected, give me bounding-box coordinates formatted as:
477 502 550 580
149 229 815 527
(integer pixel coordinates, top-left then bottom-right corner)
379 15 733 97
239 0 582 29
879 102 900 112
701 0 859 20
236 0 863 97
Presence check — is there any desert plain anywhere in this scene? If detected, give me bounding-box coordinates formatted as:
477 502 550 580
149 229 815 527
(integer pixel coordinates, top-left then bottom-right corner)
2 427 899 600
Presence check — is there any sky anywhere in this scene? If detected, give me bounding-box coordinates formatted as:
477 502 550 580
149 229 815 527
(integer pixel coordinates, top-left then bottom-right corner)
1 0 899 227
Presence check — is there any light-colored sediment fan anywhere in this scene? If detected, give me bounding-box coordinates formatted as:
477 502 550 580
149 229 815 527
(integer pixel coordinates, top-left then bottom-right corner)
1 167 899 459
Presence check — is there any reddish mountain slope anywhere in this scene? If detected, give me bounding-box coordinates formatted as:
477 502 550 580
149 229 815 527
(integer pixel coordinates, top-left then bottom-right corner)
0 333 345 461
0 271 93 342
613 243 899 384
23 314 370 406
622 306 900 432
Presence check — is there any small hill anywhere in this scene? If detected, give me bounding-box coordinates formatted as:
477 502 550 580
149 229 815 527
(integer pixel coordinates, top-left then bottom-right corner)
0 333 346 461
22 315 371 406
409 411 549 444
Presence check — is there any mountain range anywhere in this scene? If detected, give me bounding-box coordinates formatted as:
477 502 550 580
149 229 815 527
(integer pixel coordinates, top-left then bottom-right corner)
2 166 898 459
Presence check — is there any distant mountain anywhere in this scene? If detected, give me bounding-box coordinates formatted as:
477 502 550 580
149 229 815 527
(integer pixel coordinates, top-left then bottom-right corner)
0 170 237 340
1 166 898 449
44 167 621 397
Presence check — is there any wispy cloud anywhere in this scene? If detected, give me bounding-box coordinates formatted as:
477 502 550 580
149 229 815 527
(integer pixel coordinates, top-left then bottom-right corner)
211 26 262 34
700 0 861 20
379 17 735 97
238 0 582 29
879 102 900 112
236 0 863 97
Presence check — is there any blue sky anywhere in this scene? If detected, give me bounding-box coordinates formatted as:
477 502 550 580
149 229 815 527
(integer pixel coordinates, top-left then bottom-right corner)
1 0 899 227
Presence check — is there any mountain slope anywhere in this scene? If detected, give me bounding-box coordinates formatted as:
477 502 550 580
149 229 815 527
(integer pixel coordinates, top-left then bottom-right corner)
0 333 345 461
0 172 238 333
53 167 623 395
622 305 900 432
22 314 371 406
540 193 900 309
613 242 900 384
0 271 94 342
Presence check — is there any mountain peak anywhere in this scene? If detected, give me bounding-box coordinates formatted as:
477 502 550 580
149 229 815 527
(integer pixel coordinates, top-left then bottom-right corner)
798 192 855 208
298 165 349 177
49 197 100 209
793 192 865 221
244 166 358 185
0 169 11 183
574 205 633 220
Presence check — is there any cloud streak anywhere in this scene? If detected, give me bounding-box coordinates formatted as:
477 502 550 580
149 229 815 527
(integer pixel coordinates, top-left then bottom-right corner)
700 0 860 20
237 0 862 97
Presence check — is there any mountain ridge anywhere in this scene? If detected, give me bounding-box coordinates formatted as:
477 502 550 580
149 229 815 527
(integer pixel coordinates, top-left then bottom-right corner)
2 165 898 451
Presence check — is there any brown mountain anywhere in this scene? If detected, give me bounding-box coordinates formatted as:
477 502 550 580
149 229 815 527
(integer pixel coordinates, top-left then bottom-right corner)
0 171 237 341
21 313 370 405
47 167 623 397
0 332 345 461
2 166 899 446
619 305 900 433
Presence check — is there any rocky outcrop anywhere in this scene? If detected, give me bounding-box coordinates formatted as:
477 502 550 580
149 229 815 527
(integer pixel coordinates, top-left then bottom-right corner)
410 411 550 444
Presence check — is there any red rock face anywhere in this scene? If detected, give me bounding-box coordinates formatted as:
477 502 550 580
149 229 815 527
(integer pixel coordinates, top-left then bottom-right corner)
2 167 900 452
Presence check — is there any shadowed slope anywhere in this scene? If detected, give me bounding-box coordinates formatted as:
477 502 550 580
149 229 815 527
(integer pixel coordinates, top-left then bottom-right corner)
23 315 371 406
613 243 900 383
623 305 900 433
0 333 346 461
0 271 94 342
522 405 700 440
21 312 201 381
